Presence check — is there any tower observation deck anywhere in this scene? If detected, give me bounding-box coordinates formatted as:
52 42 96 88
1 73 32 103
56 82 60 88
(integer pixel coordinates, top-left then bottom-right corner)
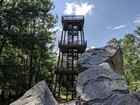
54 15 87 100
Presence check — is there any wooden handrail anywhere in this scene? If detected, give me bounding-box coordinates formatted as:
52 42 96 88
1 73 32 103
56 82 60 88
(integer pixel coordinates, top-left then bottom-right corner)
58 40 87 46
61 15 84 21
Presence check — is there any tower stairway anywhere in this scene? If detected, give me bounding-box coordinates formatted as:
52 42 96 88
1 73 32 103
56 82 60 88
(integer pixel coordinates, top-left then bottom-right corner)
53 15 87 101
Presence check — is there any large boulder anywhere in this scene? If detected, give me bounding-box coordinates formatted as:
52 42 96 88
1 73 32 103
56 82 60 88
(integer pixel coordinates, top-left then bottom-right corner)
63 100 76 105
10 80 58 105
76 63 140 105
132 91 140 102
76 45 140 105
78 45 123 75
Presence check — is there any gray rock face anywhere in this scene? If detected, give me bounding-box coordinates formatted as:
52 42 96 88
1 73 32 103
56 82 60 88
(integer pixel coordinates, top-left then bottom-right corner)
132 91 140 102
64 100 76 105
77 45 140 105
10 80 58 105
76 63 133 105
78 45 123 75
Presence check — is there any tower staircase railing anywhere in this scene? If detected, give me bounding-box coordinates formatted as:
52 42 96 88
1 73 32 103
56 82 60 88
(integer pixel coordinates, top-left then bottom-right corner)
58 40 87 46
62 15 84 21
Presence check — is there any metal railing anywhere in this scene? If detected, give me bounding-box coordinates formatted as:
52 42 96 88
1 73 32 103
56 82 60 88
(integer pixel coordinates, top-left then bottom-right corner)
58 40 87 46
62 15 84 21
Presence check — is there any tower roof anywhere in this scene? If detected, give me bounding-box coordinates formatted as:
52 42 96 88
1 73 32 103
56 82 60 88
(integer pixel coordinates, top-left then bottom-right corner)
61 15 84 24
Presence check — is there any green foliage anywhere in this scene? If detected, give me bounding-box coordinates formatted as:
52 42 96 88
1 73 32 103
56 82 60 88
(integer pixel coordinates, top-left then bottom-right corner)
0 0 57 104
107 26 140 93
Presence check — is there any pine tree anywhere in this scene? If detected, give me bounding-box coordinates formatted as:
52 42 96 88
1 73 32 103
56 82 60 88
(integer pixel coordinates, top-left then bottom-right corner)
0 0 57 104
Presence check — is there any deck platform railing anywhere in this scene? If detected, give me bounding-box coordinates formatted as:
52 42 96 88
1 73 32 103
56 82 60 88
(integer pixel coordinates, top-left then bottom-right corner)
62 15 84 21
58 40 87 46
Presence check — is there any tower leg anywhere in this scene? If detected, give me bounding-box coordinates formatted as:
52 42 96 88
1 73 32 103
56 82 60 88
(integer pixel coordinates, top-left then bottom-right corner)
58 75 61 98
66 75 68 101
72 75 74 99
53 74 58 98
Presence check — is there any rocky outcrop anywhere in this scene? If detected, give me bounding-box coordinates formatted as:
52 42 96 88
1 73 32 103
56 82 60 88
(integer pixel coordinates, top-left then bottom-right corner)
10 45 140 105
132 91 140 102
76 63 140 105
78 45 123 75
63 100 76 105
10 80 58 105
76 45 140 105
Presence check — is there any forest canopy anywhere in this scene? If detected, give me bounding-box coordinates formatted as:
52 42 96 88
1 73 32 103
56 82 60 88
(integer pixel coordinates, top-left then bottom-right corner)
0 0 57 104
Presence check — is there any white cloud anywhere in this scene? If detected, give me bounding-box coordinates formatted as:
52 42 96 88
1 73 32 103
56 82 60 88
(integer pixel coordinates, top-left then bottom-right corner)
86 46 96 51
55 27 62 37
86 47 89 51
90 46 96 49
107 26 111 29
107 25 127 30
138 14 140 17
64 3 75 15
49 26 62 33
74 3 94 15
107 24 127 30
112 25 127 30
64 2 95 16
54 26 62 32
54 27 62 54
133 17 140 24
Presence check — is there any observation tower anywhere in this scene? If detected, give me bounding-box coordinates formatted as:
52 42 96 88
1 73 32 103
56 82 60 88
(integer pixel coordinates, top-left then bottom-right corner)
54 15 87 100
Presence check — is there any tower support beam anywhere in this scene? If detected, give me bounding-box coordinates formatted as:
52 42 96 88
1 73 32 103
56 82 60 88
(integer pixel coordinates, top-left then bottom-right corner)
54 15 87 101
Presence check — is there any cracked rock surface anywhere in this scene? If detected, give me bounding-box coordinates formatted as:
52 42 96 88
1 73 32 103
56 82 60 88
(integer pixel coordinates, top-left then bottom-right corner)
77 45 140 105
10 80 58 105
76 63 140 105
78 45 123 75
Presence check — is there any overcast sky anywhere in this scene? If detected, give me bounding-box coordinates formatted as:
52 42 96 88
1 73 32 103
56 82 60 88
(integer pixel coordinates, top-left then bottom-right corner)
52 0 140 49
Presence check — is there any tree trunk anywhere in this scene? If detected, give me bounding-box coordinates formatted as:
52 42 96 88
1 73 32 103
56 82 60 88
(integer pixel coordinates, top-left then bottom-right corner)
28 49 33 89
0 40 6 55
1 82 7 104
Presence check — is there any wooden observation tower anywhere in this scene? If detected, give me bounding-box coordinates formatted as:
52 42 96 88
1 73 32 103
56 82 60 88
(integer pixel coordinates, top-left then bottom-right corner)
54 15 87 100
